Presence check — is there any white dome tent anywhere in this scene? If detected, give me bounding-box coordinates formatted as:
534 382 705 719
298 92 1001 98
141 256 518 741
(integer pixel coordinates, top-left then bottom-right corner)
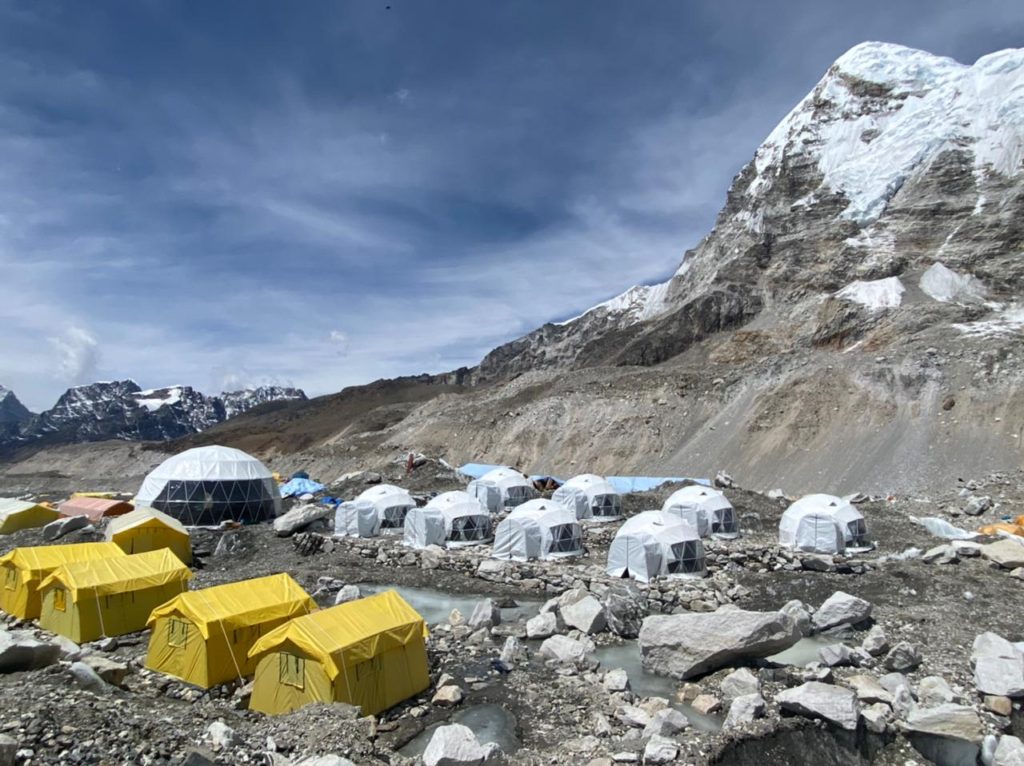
134 445 280 525
334 500 381 538
404 491 492 549
355 484 416 531
552 474 622 521
662 485 738 538
806 494 871 550
491 499 583 561
467 468 538 513
779 496 847 554
607 511 706 582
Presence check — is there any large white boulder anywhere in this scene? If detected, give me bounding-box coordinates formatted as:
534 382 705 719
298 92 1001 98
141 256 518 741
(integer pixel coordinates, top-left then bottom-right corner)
538 635 593 665
272 504 333 537
723 694 766 729
981 540 1024 569
904 704 983 743
42 514 90 541
720 668 760 700
777 682 860 731
811 591 872 632
971 632 1024 697
560 595 606 635
638 608 800 679
467 599 501 630
423 724 491 766
525 612 557 640
995 736 1024 766
0 631 61 673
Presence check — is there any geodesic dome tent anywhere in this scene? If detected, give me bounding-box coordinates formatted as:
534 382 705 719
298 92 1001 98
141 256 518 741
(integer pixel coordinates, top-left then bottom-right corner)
552 474 622 521
403 491 492 549
355 484 415 531
492 499 583 561
467 468 538 513
779 496 847 554
134 446 281 526
800 494 870 549
607 511 705 582
662 485 738 538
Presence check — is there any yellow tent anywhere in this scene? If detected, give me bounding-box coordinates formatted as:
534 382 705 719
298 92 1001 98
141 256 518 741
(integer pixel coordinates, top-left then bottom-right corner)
248 590 429 716
0 499 60 535
105 507 192 565
0 542 126 619
70 492 120 499
979 522 1024 537
38 549 191 643
145 573 315 688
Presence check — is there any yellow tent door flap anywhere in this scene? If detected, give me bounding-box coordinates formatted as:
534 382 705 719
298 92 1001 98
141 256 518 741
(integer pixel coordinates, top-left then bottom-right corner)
145 573 315 689
0 542 127 620
38 549 191 643
247 589 429 716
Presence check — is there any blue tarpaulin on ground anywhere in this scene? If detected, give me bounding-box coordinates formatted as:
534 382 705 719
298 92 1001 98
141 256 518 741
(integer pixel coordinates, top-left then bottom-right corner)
279 477 326 498
457 463 708 493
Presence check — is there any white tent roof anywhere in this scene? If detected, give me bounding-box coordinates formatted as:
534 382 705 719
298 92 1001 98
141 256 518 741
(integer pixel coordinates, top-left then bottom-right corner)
559 474 618 500
476 468 533 490
617 510 699 542
136 445 276 505
663 485 732 513
425 491 488 519
356 483 415 510
607 511 704 582
779 497 847 553
492 499 581 561
506 499 578 528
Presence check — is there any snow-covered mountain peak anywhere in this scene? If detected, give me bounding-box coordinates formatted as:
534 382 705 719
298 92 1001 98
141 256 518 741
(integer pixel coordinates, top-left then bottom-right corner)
832 41 963 91
557 281 672 327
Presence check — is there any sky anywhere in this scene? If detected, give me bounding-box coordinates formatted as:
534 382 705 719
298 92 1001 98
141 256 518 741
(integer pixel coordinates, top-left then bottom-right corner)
1 1 1021 410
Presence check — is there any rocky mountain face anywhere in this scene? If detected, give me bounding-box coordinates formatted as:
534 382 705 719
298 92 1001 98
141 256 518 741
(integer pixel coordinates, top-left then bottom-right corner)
476 42 1024 381
0 387 32 427
0 380 306 452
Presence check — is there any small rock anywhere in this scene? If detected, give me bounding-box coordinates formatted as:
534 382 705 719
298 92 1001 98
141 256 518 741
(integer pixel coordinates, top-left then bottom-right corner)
777 681 859 730
883 642 922 673
615 705 652 728
811 592 872 632
526 612 557 640
642 735 678 765
643 708 689 738
984 696 1013 717
720 668 760 700
206 721 236 751
994 735 1024 766
723 693 766 729
432 685 464 707
690 694 721 715
861 625 890 657
603 668 630 693
467 599 501 630
423 723 490 766
539 635 592 664
861 703 892 734
981 540 1024 570
333 585 361 605
918 676 955 706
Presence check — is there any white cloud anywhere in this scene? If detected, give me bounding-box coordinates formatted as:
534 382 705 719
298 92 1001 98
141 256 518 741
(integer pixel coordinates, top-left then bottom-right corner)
48 326 100 385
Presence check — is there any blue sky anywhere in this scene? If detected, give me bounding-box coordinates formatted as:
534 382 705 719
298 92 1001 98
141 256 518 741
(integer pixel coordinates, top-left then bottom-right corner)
2 1 1021 410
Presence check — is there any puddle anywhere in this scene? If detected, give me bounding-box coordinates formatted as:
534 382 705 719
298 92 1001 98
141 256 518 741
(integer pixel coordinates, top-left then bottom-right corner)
591 642 723 732
766 636 838 666
360 584 541 626
399 704 519 758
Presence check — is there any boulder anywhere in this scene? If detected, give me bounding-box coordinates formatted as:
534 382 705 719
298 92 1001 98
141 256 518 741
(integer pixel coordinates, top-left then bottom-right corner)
883 642 922 673
904 703 983 743
819 644 855 668
638 608 800 679
777 682 859 731
615 706 651 728
972 634 1024 698
526 613 557 640
921 544 958 565
432 685 464 707
720 668 760 700
981 540 1024 569
333 585 361 605
965 495 992 516
294 757 358 766
811 592 872 632
206 721 236 751
643 708 689 738
779 600 812 637
0 734 15 766
42 514 90 541
272 504 333 537
468 599 501 630
476 560 507 580
602 584 645 639
423 723 490 766
603 668 630 693
714 471 736 489
995 736 1024 766
690 694 721 715
723 694 766 729
499 636 522 666
861 703 892 734
984 696 1013 717
421 546 445 570
861 625 889 657
842 674 893 705
0 631 61 673
83 656 128 687
561 595 607 635
642 735 678 765
539 635 593 664
918 676 955 706
54 636 82 661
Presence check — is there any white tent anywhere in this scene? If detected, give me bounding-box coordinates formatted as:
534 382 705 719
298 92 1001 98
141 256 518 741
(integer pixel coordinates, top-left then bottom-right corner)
334 500 381 538
607 511 705 582
662 485 738 538
404 491 492 549
355 484 415 531
552 474 622 521
491 499 583 561
799 494 870 549
467 467 538 513
134 445 280 525
779 496 847 553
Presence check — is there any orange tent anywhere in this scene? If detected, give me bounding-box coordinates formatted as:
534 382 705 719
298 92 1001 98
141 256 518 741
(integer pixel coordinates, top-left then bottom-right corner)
59 497 133 522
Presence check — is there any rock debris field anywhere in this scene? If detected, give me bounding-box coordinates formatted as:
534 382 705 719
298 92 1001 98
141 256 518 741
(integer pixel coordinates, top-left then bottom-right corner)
2 465 1024 766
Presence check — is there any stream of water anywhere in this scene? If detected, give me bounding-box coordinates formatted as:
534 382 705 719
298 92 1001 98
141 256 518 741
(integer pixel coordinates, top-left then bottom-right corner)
359 584 542 625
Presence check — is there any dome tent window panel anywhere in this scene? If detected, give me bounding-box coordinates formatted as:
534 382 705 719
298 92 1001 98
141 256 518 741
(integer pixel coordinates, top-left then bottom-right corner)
450 516 489 542
381 506 408 529
668 540 704 575
592 494 621 518
504 486 535 508
847 518 867 546
550 523 582 554
712 507 737 535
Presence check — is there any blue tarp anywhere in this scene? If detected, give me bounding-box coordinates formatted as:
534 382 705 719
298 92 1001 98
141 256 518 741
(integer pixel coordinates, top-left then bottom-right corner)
457 463 708 493
279 477 326 498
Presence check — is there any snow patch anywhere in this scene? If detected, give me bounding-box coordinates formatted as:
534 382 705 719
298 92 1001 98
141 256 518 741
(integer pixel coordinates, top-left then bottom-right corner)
133 386 185 412
919 262 987 303
557 281 671 327
835 276 905 311
953 305 1024 338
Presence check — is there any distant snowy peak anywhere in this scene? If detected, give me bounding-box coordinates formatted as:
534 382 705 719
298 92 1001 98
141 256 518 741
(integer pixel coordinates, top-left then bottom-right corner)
0 386 32 426
220 386 307 418
558 281 672 328
749 41 1024 224
133 385 187 412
